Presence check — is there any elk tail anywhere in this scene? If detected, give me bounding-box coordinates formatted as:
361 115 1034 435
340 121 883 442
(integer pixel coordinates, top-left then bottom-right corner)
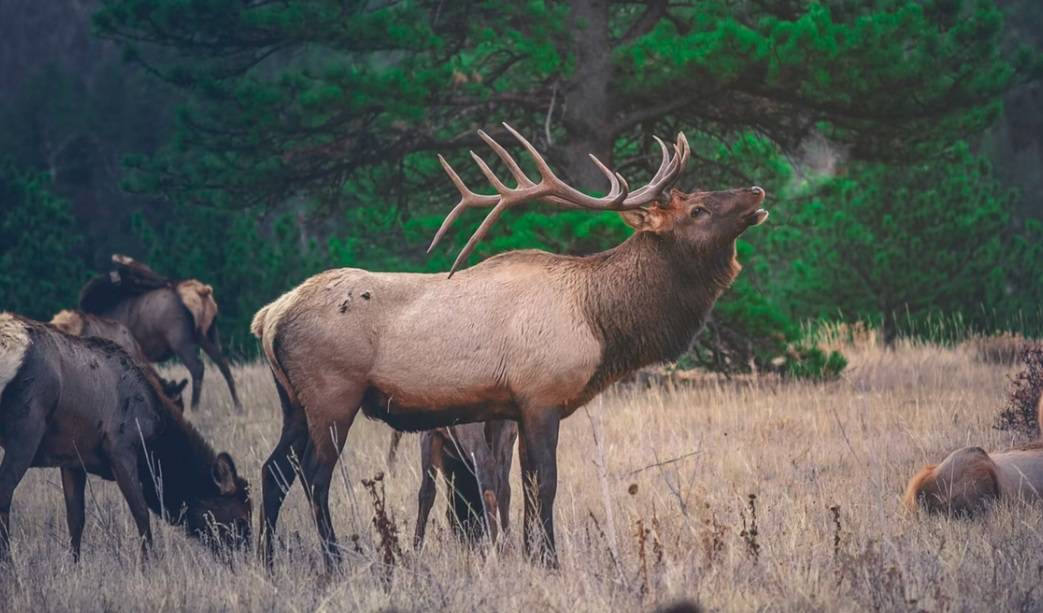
0 313 30 400
175 279 218 337
902 464 937 513
251 297 300 407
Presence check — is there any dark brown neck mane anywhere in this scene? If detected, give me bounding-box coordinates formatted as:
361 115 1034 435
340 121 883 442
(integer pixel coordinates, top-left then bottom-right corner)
573 231 741 399
138 391 222 523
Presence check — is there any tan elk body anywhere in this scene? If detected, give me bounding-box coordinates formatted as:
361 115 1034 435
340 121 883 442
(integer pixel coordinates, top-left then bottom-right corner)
904 444 1043 515
252 124 768 567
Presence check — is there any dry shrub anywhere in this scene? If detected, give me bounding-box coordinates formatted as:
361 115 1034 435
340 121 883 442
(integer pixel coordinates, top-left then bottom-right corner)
966 332 1038 365
994 345 1043 439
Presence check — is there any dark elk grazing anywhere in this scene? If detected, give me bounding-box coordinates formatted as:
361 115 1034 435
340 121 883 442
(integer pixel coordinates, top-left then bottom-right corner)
414 420 517 549
79 255 241 411
50 309 189 411
0 313 251 561
251 123 768 568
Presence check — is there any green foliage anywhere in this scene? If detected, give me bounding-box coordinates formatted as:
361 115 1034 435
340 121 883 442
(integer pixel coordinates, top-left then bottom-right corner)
781 345 848 381
132 206 327 355
0 162 88 319
780 142 1018 343
81 0 1038 371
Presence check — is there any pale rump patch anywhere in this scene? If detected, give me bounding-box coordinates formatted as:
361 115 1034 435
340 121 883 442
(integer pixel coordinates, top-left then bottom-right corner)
250 285 304 407
50 309 85 336
0 312 30 397
176 279 218 336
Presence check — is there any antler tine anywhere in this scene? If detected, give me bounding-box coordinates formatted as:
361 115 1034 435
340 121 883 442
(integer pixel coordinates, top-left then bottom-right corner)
447 199 514 278
469 151 513 195
432 125 694 276
500 123 628 208
477 129 534 188
621 132 689 207
427 155 498 253
587 153 624 199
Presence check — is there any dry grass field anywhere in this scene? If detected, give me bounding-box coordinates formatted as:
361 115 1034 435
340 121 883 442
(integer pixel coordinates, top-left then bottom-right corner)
2 336 1041 612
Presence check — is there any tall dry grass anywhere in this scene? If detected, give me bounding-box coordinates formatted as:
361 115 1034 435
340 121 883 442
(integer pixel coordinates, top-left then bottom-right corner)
1 338 1040 611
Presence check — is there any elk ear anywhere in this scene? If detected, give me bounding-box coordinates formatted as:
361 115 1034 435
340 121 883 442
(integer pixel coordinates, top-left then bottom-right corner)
212 453 239 495
173 378 189 395
619 207 672 233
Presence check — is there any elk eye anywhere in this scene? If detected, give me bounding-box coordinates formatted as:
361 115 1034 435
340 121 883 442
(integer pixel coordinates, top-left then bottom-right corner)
690 206 708 219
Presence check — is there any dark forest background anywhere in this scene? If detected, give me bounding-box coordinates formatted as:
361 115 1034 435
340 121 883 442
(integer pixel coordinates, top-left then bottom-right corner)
1 0 1041 374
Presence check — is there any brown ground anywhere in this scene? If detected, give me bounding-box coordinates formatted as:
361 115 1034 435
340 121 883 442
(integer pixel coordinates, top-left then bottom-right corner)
1 337 1039 611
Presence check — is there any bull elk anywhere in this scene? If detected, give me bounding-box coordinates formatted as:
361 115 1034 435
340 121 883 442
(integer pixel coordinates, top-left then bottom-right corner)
252 124 768 568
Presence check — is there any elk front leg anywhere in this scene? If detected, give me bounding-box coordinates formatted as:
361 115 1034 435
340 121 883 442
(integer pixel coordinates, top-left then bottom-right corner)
0 394 47 563
413 432 442 550
61 467 88 561
109 450 153 558
518 408 560 567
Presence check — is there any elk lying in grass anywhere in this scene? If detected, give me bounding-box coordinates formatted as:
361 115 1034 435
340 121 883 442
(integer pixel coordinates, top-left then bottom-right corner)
252 124 768 567
79 255 241 411
50 309 189 410
414 420 517 549
0 313 251 561
903 444 1043 516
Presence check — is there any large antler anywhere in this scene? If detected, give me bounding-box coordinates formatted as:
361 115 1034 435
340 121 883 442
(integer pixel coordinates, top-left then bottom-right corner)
429 123 690 277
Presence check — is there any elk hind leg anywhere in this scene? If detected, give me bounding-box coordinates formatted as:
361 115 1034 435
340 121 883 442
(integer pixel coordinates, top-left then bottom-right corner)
259 378 309 566
300 385 363 572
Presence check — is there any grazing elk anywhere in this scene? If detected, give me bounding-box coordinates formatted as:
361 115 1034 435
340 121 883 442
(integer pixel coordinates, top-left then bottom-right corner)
252 124 768 567
79 255 241 411
0 313 251 562
904 395 1043 516
414 420 517 549
50 309 189 411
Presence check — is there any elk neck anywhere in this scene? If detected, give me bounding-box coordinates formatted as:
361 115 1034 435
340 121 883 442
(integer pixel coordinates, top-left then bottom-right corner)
137 404 222 524
573 231 741 397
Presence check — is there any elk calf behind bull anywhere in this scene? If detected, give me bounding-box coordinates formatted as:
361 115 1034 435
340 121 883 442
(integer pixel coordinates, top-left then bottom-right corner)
414 420 517 549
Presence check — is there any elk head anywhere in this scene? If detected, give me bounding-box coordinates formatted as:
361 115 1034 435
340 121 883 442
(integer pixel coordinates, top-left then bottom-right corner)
430 123 767 275
184 453 252 550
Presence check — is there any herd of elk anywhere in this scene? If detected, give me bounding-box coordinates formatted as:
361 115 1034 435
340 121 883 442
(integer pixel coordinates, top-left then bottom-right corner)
251 123 768 567
50 309 189 410
11 121 1036 579
79 255 241 411
0 313 251 561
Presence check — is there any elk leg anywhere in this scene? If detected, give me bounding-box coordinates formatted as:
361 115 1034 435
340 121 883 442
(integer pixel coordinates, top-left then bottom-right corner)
61 467 88 561
413 433 442 550
109 450 153 557
198 323 242 411
518 409 561 566
0 420 45 563
387 430 403 466
177 343 205 411
259 379 308 567
301 403 359 573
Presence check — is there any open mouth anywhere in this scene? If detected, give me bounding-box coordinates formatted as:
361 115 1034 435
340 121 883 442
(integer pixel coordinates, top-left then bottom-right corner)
745 209 769 226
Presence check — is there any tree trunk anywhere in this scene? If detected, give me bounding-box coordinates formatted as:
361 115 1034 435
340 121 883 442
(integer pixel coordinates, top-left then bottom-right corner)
882 308 898 349
559 0 616 192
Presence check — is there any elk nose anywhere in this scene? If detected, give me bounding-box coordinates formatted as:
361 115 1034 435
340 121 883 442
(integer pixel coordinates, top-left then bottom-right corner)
750 186 765 197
